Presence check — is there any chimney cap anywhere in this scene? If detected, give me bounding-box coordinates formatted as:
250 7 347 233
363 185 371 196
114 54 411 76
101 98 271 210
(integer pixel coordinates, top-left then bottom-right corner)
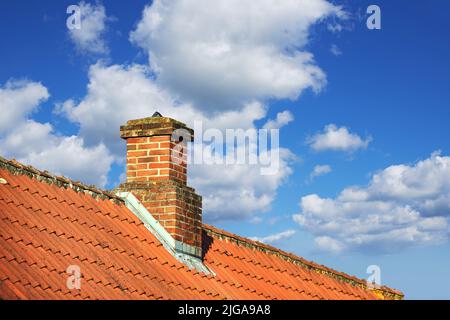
120 115 194 139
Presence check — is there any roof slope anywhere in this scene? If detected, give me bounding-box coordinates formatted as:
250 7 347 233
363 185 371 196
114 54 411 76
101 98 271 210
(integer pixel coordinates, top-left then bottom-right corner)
0 157 403 300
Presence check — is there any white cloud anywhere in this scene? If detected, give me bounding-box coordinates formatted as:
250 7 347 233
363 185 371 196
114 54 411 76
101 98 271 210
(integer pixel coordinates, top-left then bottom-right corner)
263 110 294 130
330 44 342 56
59 63 294 220
0 79 49 133
309 164 332 181
23 134 113 187
293 152 450 253
0 80 113 187
307 124 371 152
68 2 109 55
3 1 347 222
250 229 296 244
130 0 344 111
315 236 345 253
190 147 295 221
58 0 346 219
59 63 269 155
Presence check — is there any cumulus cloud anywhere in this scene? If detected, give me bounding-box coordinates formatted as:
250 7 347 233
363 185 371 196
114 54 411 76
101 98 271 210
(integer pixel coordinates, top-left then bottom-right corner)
24 135 113 187
0 80 113 187
293 152 450 253
307 124 371 152
59 63 294 220
0 80 49 133
58 0 345 219
3 1 348 221
130 0 344 111
263 111 294 130
190 147 295 221
250 229 296 244
68 1 109 55
309 164 332 181
59 63 269 155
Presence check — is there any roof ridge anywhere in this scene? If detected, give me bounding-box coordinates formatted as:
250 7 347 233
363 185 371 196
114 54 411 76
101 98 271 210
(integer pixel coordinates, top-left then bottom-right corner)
202 224 404 299
0 156 123 204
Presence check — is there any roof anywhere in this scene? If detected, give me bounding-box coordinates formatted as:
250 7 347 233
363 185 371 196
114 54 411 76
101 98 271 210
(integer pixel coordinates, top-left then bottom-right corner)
0 156 403 300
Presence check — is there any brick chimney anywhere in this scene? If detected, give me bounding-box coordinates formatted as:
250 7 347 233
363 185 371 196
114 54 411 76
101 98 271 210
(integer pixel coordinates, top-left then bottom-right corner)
118 113 203 258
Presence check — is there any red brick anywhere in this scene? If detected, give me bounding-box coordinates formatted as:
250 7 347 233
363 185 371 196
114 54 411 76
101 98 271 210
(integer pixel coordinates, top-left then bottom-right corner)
127 137 148 144
159 142 173 149
159 155 171 162
149 163 169 169
149 149 170 156
138 143 159 150
136 164 148 170
137 157 154 163
159 169 170 175
136 170 158 177
127 144 137 151
132 177 148 182
127 150 148 157
150 136 171 142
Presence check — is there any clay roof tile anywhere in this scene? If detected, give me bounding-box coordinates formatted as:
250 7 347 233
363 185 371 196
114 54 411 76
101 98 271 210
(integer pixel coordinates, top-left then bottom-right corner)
0 157 403 300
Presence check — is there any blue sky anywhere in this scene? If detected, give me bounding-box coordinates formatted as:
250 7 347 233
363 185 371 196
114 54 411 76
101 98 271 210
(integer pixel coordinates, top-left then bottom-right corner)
1 0 450 299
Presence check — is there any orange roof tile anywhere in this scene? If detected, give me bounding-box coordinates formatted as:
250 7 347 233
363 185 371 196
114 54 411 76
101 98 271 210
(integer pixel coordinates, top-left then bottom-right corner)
0 157 403 300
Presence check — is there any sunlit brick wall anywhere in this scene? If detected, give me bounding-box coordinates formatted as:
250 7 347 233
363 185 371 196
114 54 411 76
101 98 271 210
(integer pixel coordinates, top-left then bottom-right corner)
118 115 202 257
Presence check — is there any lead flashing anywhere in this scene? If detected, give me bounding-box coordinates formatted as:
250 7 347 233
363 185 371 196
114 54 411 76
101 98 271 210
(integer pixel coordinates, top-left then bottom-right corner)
117 192 213 275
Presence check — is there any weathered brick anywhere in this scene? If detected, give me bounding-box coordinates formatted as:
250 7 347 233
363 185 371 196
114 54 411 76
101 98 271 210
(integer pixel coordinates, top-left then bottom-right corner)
136 169 158 177
138 143 159 150
132 177 148 182
137 157 154 163
127 137 148 144
127 144 137 151
150 136 171 142
118 115 202 257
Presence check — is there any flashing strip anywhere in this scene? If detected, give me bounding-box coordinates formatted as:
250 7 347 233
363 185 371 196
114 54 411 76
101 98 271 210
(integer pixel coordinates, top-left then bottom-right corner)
117 192 214 275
